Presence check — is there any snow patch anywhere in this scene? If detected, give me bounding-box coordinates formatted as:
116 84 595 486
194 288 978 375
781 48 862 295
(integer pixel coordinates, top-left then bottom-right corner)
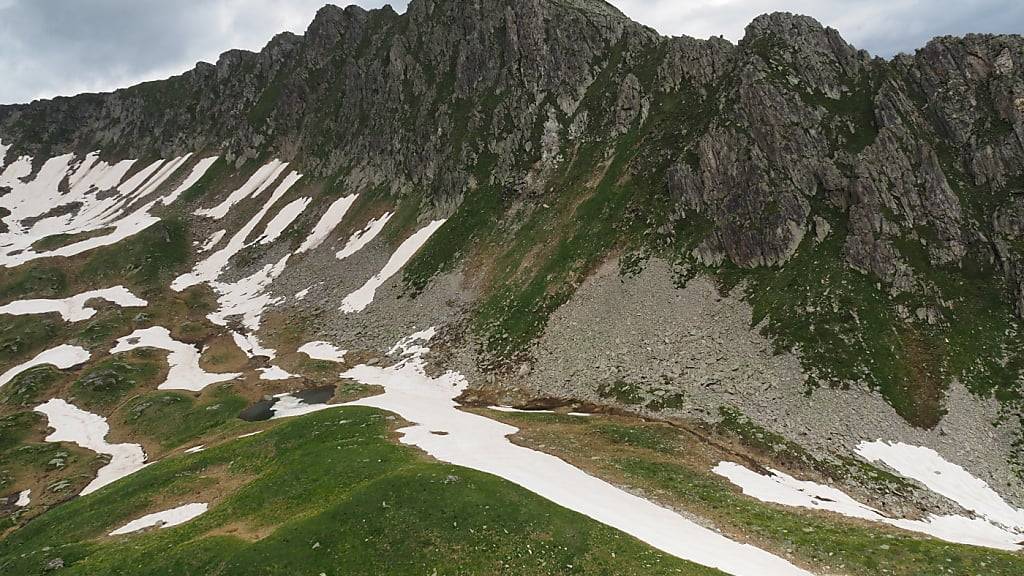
198 229 226 253
172 170 302 291
160 156 219 205
231 331 292 380
336 212 392 261
270 393 332 420
109 503 208 536
173 173 302 364
256 197 310 245
857 440 1024 536
183 445 205 454
194 159 287 220
111 327 240 392
231 331 277 360
175 173 303 378
0 150 203 268
489 406 554 414
0 286 146 322
714 461 1024 551
15 489 30 507
34 399 148 495
340 219 446 313
268 330 811 576
258 366 296 381
298 341 347 363
0 344 91 389
297 194 358 253
207 255 290 331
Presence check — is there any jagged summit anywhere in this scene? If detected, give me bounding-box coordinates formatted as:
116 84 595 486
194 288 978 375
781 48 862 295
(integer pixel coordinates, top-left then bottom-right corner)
743 11 833 40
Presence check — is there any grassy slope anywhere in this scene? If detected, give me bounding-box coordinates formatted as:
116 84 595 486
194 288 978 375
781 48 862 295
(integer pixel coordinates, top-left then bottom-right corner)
0 409 721 576
0 158 718 576
488 410 1024 576
0 174 255 525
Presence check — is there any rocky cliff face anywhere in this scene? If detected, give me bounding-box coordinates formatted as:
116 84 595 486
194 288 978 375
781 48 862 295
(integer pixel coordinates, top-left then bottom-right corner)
0 0 654 202
2 0 1024 435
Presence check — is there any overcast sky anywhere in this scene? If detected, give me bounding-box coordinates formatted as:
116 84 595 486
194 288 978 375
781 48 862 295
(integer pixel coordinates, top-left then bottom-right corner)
0 0 1021 105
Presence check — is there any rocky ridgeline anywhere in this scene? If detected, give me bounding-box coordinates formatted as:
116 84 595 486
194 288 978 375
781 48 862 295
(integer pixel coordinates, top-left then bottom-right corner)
1 0 1023 428
1 1 1021 305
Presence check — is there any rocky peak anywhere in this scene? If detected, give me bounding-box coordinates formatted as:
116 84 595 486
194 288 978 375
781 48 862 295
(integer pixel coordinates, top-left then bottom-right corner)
304 4 371 52
740 12 869 96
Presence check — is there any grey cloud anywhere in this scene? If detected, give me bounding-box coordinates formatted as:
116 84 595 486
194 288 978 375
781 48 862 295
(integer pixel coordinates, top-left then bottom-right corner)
611 0 1024 57
0 0 1021 105
0 0 405 104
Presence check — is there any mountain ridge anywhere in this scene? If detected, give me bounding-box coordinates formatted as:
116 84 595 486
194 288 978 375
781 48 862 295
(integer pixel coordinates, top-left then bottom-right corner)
2 4 1023 428
2 2 1024 573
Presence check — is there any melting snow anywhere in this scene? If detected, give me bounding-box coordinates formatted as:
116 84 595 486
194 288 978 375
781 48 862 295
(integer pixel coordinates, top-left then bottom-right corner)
0 286 146 322
857 440 1024 536
270 329 812 576
231 331 292 381
488 406 591 417
336 212 392 261
159 157 219 205
134 156 192 199
173 170 302 291
178 170 311 383
258 366 296 381
297 194 358 253
198 229 226 253
340 219 446 313
231 331 277 360
34 399 148 495
256 197 310 245
298 341 347 363
714 461 1024 551
183 445 205 454
489 406 555 414
194 159 287 220
15 489 30 507
0 344 91 389
110 327 240 392
0 149 211 268
270 393 332 420
109 503 208 536
294 282 321 301
207 255 291 331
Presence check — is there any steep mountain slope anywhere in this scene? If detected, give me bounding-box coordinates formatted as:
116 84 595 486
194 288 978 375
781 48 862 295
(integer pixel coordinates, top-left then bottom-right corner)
2 1 1024 574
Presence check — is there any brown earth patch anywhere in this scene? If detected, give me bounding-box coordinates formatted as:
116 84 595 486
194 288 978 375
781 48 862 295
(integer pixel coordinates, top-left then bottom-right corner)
895 326 947 429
